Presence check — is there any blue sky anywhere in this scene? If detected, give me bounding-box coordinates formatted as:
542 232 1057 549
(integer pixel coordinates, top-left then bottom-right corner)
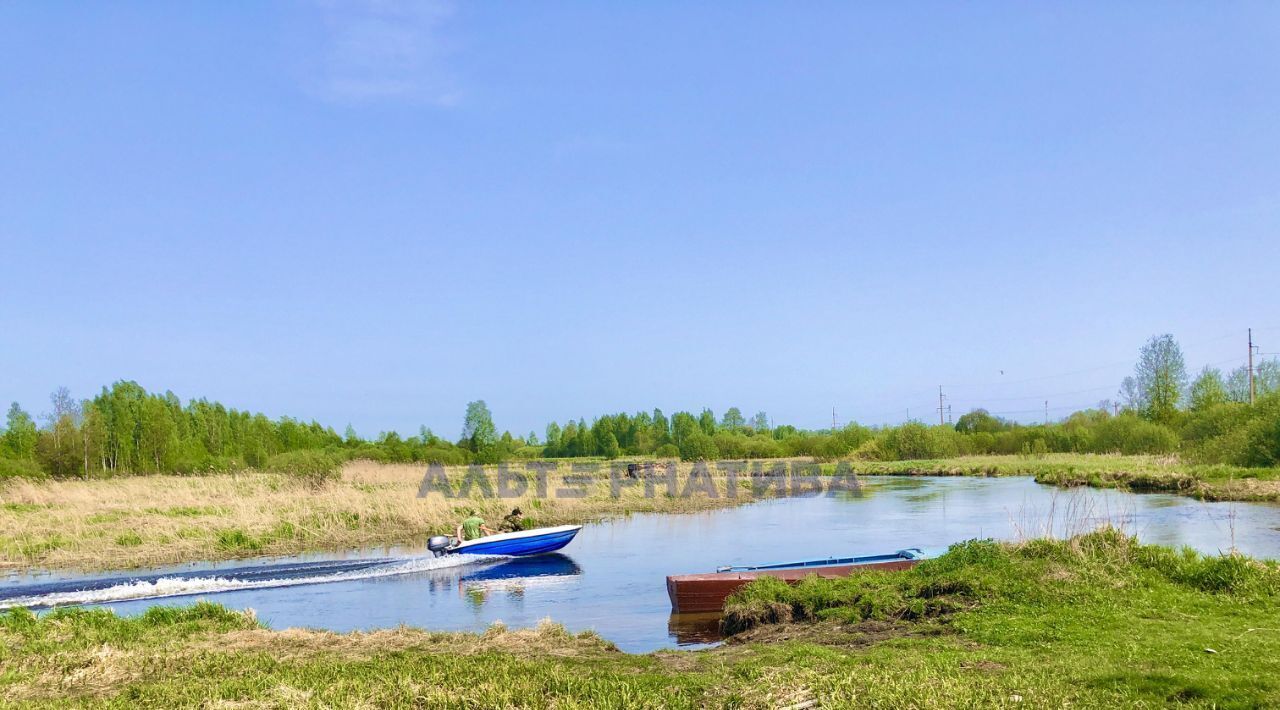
2 2 1279 438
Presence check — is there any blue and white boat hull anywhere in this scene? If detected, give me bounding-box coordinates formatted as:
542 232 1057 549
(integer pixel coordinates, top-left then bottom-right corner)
447 525 582 557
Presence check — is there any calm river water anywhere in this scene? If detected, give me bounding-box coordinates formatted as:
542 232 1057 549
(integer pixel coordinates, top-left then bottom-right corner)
4 476 1280 652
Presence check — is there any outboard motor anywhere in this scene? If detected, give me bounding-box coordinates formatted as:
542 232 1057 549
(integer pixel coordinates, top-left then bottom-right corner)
427 535 454 557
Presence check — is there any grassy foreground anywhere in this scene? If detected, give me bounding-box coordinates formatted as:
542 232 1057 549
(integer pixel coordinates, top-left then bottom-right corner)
846 453 1280 502
2 531 1277 708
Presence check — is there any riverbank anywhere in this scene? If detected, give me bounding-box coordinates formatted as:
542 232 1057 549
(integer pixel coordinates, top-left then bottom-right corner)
0 461 761 572
3 531 1276 707
847 453 1280 502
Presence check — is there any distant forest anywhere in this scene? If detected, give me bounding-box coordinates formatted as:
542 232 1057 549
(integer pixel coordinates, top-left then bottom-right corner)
3 335 1279 480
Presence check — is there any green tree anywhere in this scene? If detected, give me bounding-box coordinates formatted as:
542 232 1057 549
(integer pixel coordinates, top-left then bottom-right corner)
3 402 38 460
1118 376 1142 412
720 407 746 432
671 412 698 446
1189 367 1228 411
461 400 497 452
1132 334 1187 423
575 418 595 456
750 411 770 433
1258 359 1280 397
138 396 176 471
650 409 670 446
600 431 620 459
80 401 107 478
955 408 1009 434
698 408 717 436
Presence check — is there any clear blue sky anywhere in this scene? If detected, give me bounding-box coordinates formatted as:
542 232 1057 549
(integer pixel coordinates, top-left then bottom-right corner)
2 2 1279 439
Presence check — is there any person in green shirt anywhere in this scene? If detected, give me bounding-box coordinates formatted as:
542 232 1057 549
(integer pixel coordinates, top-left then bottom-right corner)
456 511 497 541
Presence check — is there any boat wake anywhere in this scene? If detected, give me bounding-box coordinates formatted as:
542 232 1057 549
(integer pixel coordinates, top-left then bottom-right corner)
0 554 497 610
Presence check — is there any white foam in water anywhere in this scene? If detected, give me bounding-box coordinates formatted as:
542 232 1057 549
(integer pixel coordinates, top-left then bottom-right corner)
0 554 498 610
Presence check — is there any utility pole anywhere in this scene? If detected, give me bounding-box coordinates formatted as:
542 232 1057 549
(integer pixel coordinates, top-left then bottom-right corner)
832 407 837 432
1249 328 1257 405
1113 402 1119 416
1044 400 1049 425
935 387 952 425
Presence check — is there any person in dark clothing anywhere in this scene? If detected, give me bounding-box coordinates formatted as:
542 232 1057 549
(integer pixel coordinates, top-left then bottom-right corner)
499 507 524 532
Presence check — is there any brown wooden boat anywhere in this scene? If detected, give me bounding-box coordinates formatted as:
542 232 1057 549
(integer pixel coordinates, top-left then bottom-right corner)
666 549 924 613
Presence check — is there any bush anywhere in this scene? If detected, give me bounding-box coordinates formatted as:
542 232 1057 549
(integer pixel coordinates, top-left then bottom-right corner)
1089 414 1178 455
168 444 247 474
655 443 680 459
1118 420 1178 455
679 433 719 461
742 435 783 459
1240 414 1280 466
263 450 343 485
712 432 746 459
852 437 886 461
0 457 48 481
881 422 959 460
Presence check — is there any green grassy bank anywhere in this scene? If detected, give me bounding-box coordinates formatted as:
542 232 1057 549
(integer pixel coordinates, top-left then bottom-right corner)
844 453 1280 502
4 531 1278 708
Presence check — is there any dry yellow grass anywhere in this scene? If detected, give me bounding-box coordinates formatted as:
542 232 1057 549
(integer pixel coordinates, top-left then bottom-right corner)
0 460 760 572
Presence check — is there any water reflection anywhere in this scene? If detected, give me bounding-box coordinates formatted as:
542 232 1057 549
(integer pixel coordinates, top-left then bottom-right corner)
667 612 723 645
457 554 582 609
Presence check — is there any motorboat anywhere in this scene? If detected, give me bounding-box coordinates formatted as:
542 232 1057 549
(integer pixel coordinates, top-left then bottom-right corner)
426 524 582 557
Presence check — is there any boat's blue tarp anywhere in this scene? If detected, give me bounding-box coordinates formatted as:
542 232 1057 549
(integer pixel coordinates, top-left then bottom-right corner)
717 547 924 573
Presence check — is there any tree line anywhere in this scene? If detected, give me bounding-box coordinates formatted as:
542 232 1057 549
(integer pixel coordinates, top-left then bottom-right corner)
2 334 1278 480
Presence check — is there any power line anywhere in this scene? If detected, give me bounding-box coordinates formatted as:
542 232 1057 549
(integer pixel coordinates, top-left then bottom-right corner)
943 330 1246 391
944 361 1133 389
946 384 1116 403
842 333 1264 426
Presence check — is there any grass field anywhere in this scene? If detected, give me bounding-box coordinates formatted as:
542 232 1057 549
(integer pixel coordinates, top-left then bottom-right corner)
2 530 1276 708
0 460 762 571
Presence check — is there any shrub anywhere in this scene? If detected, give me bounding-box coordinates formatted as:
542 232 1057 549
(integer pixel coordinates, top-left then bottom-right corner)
1090 414 1178 455
881 422 958 460
1237 392 1280 467
263 450 342 485
969 432 996 454
0 456 48 481
742 435 783 459
712 432 747 459
679 433 720 461
655 443 680 459
851 437 886 461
